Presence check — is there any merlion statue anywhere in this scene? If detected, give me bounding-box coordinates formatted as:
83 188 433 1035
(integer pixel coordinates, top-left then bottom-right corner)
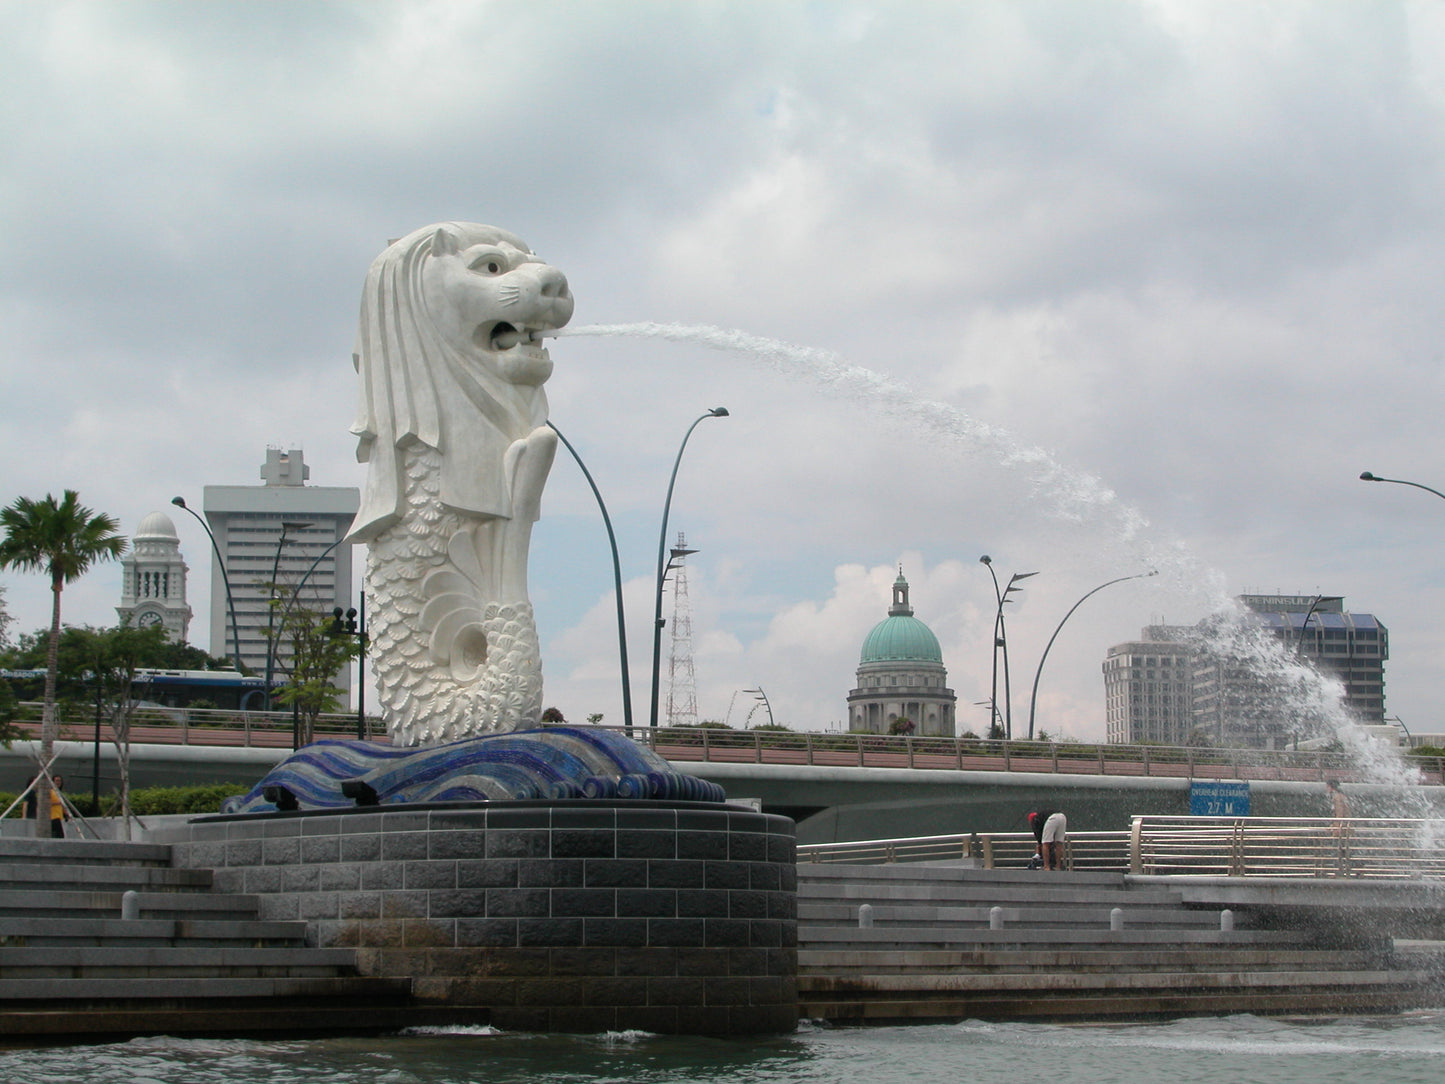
347 222 573 745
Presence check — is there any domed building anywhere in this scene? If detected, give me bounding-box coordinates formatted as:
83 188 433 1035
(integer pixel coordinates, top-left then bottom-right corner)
847 570 957 736
116 510 192 641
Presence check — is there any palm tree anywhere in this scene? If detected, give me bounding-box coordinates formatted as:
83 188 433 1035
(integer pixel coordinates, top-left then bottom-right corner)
0 491 127 836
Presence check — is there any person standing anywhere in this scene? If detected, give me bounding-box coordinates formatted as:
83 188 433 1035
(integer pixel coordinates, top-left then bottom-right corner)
1027 808 1068 870
49 774 66 838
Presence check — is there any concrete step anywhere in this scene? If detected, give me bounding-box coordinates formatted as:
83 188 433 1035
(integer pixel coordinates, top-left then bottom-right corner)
797 880 1189 908
799 864 1130 888
0 863 213 894
0 974 405 1003
0 890 260 921
799 979 1442 1024
0 917 312 948
798 966 1437 997
798 924 1315 951
0 946 358 979
797 902 1231 929
0 838 171 867
799 946 1387 974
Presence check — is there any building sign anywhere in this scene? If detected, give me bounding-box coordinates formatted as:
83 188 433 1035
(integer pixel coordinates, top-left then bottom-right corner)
1189 780 1250 816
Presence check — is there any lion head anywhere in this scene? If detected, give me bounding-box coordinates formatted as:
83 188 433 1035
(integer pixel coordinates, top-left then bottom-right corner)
348 223 574 541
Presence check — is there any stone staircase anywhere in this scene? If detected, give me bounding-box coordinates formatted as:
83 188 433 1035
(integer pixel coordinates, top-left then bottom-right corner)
797 863 1445 1023
0 837 452 1038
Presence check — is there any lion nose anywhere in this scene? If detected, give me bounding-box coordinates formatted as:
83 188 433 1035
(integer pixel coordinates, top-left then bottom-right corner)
536 265 569 301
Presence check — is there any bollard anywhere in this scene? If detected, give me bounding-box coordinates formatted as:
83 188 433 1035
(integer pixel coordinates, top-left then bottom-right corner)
989 906 1004 930
1110 907 1124 931
1220 909 1234 932
858 904 873 928
121 890 140 921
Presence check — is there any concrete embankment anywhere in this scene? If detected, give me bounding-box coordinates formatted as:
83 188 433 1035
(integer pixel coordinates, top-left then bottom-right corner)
796 862 1445 1023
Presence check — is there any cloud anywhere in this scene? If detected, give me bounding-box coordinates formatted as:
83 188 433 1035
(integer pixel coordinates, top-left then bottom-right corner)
4 1 1445 743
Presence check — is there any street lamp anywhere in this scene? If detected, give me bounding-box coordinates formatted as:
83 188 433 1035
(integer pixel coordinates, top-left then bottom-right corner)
980 556 1037 740
649 407 729 728
1360 471 1445 502
1026 570 1158 740
263 521 312 711
170 496 243 672
272 534 354 748
329 599 369 740
548 422 633 732
743 686 774 728
1295 594 1343 654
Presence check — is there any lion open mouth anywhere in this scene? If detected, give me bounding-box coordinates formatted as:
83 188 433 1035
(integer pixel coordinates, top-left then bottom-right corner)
487 322 561 354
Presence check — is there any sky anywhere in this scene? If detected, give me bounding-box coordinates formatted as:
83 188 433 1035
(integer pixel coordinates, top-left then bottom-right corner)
3 0 1445 742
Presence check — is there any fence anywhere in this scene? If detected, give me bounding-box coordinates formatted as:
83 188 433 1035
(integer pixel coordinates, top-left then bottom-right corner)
797 815 1445 880
11 707 1445 786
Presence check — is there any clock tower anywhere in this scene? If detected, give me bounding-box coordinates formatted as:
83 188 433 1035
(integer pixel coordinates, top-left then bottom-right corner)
116 510 192 642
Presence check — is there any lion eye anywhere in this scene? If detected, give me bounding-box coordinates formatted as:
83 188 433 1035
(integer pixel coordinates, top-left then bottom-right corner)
469 255 505 275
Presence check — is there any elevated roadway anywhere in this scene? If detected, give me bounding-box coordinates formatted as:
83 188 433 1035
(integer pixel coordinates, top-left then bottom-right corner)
7 733 1443 846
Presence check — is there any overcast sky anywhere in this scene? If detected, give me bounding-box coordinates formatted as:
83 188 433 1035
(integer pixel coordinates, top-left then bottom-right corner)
3 1 1444 742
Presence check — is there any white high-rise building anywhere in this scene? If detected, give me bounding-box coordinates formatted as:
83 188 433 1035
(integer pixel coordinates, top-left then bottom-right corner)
203 449 360 706
115 510 192 642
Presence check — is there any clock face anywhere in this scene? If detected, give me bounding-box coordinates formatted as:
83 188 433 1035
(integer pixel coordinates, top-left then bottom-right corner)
136 611 163 628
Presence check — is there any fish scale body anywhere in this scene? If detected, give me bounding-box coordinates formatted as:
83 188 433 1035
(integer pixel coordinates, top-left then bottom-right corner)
365 446 543 746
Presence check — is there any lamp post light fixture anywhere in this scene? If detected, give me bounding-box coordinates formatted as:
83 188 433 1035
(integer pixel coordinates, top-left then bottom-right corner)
263 521 312 712
1295 594 1344 654
743 686 774 728
1026 570 1158 741
980 556 1037 740
170 496 243 672
329 597 369 740
649 407 729 729
1360 471 1445 503
548 422 633 732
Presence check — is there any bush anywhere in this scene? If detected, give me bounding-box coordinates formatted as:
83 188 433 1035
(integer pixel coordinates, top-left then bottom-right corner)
114 782 253 816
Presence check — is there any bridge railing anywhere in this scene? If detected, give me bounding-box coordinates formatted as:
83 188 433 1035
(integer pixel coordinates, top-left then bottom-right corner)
10 703 385 747
637 726 1445 785
12 706 1445 787
797 816 1445 879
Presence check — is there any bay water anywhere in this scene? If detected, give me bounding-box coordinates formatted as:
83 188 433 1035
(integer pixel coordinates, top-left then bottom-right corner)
5 1012 1445 1084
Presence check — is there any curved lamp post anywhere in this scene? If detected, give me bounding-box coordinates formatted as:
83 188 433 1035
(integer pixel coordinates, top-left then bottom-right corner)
1026 570 1158 740
170 496 243 672
1295 594 1343 654
743 686 774 728
263 521 312 711
649 407 729 728
980 556 1037 740
548 422 633 732
1360 471 1445 502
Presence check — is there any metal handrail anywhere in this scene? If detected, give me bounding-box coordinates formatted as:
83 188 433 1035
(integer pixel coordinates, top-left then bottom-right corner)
796 816 1445 880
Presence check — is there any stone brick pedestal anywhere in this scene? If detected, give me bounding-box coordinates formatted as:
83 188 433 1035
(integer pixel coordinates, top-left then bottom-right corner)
162 801 797 1036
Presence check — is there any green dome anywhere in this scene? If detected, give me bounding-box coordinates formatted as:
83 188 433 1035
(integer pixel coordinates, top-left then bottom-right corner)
860 614 943 664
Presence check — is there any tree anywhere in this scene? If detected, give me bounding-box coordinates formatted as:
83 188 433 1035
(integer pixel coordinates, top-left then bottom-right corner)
272 604 361 745
889 716 916 736
57 623 170 839
0 582 12 648
541 707 566 724
0 491 126 836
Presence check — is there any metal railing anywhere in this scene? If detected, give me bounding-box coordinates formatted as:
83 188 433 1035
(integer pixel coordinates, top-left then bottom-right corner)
635 726 1444 785
11 706 1445 786
1129 815 1445 879
798 816 1445 880
798 830 1130 870
11 703 385 747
